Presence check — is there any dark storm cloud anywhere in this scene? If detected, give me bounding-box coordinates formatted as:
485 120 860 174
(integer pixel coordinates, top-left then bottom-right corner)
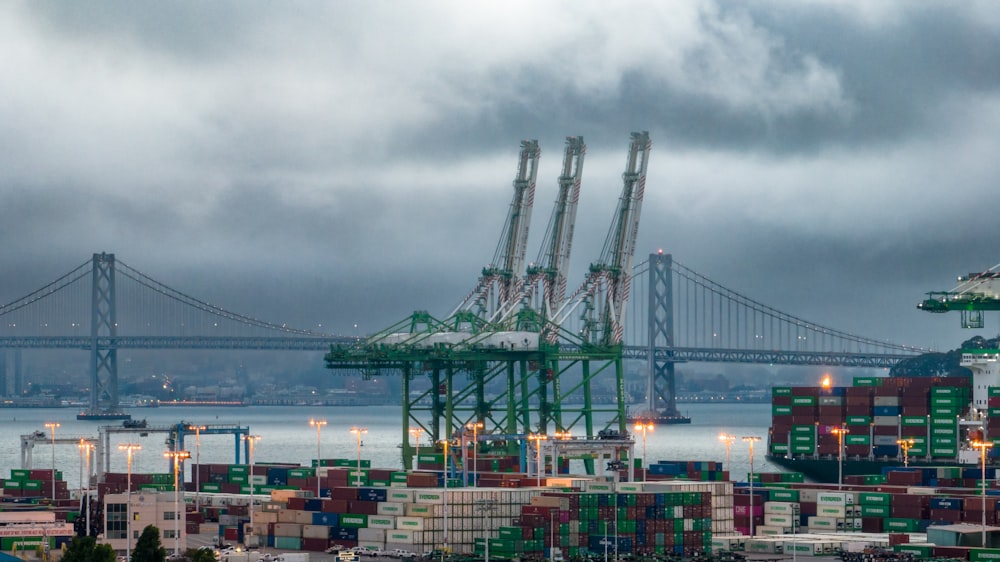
1 1 998 353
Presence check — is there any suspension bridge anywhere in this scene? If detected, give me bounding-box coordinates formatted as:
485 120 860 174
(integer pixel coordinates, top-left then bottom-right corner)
0 132 927 469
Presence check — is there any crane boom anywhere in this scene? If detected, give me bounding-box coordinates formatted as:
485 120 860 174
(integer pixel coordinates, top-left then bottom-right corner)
525 136 586 321
452 140 541 323
556 131 651 345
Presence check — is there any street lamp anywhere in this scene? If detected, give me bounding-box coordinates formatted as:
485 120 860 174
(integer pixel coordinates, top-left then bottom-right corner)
350 427 367 487
164 450 191 557
633 421 654 471
439 438 451 559
44 422 60 500
189 425 206 511
118 443 142 562
309 419 327 498
719 433 736 472
972 438 994 547
830 426 850 490
243 435 261 546
896 438 915 467
409 428 425 469
78 439 94 538
528 433 548 486
466 421 484 487
742 436 761 537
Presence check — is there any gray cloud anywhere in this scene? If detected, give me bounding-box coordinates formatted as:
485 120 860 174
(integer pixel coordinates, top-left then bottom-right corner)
1 0 998 359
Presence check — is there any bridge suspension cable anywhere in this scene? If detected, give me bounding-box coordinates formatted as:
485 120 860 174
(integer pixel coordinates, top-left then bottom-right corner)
115 259 325 336
629 256 926 355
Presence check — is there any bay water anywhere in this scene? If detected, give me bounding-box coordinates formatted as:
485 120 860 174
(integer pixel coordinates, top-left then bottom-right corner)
0 402 782 489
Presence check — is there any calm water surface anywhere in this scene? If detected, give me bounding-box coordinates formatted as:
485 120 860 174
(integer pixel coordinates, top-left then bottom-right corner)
0 402 782 489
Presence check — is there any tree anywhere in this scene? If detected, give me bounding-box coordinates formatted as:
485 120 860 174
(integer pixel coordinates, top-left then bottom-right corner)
61 536 116 562
132 525 167 562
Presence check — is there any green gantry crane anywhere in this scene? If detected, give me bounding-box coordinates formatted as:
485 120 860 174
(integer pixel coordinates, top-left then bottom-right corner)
325 133 652 475
919 264 1000 328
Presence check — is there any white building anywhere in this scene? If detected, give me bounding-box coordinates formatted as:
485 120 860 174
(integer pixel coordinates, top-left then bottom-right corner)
103 491 187 556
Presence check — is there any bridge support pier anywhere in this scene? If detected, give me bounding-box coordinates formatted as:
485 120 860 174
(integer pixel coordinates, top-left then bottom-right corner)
645 252 683 419
86 253 124 418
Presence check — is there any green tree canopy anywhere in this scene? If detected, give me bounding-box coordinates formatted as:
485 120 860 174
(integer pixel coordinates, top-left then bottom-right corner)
61 536 116 562
132 525 167 562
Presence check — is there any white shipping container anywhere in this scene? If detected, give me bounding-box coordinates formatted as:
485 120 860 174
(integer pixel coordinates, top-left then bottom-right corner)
385 530 416 544
377 502 404 515
763 513 797 529
358 528 386 542
302 525 330 540
386 489 414 503
273 523 303 538
396 516 426 531
873 416 899 426
815 504 846 518
764 501 801 514
405 504 437 517
807 516 839 530
367 516 396 529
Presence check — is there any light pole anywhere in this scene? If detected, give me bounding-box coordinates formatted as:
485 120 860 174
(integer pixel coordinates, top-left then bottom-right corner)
309 419 327 498
528 433 548 486
164 450 191 557
719 433 736 472
44 422 60 500
831 426 849 490
243 435 261 547
350 427 367 487
742 436 760 537
409 428 424 469
78 439 94 538
440 438 451 559
633 421 654 471
189 425 206 511
972 438 994 547
896 438 915 467
466 421 483 487
118 443 142 562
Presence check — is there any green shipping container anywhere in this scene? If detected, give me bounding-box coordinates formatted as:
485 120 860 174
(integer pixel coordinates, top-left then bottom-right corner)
931 386 965 396
853 377 883 386
1 537 54 551
338 514 368 528
900 416 928 426
846 435 870 446
861 505 890 517
883 518 922 532
932 396 961 407
971 549 1000 562
791 425 816 435
773 387 793 396
772 405 793 416
769 489 800 502
9 469 30 481
860 492 892 506
895 545 932 557
274 537 302 550
791 396 817 406
846 416 871 425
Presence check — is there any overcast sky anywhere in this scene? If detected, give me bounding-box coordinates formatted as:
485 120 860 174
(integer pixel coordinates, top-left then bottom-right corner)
2 1 999 353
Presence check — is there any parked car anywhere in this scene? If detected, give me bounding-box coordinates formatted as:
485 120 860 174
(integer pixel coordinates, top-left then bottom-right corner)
390 550 419 559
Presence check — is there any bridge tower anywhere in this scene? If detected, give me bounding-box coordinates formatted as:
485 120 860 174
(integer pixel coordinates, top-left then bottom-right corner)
641 252 684 420
85 252 125 418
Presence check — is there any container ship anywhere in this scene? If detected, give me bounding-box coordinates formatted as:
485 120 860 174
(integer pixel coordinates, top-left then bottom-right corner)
765 349 1000 483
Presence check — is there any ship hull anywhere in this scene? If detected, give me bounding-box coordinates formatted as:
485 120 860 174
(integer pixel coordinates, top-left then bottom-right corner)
764 453 970 483
77 411 132 421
